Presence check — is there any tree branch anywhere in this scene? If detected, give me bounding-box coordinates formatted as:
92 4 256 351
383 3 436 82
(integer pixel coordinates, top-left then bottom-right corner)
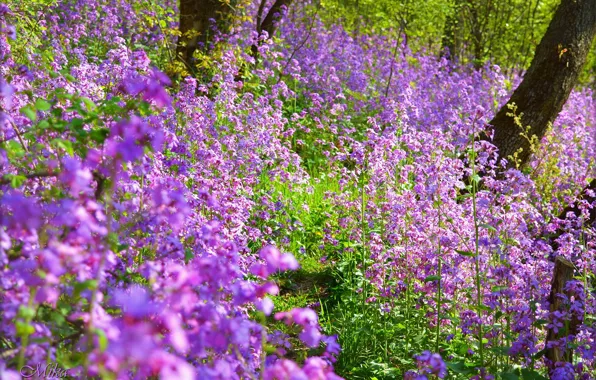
0 171 56 186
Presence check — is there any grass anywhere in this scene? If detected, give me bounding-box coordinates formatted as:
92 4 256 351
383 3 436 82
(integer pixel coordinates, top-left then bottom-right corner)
263 171 429 378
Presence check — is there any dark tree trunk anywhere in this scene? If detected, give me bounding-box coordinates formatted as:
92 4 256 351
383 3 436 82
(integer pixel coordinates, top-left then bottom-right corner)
251 0 293 60
468 2 484 69
487 0 596 169
484 2 596 370
440 1 460 60
177 0 231 66
545 257 580 366
257 0 292 37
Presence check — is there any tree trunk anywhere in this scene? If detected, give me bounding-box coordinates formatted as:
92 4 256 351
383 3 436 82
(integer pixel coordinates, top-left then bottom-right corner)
440 1 460 60
545 256 580 366
479 3 596 367
251 0 292 64
177 0 231 66
468 2 484 69
251 0 293 59
487 0 596 169
257 0 293 37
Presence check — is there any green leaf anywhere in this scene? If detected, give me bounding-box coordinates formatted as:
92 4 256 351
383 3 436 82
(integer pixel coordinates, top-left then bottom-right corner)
499 372 519 380
6 175 23 190
37 120 50 129
89 128 110 144
20 105 37 121
492 285 508 292
50 310 66 325
5 174 26 188
532 319 548 327
18 305 36 319
81 97 95 110
490 346 510 356
95 328 108 352
184 248 194 263
70 118 84 129
5 140 26 159
52 138 74 156
533 348 547 360
520 368 548 380
455 249 476 257
263 343 277 355
479 223 497 232
34 98 51 111
424 275 441 282
15 321 35 337
73 279 98 298
446 361 472 374
502 237 520 246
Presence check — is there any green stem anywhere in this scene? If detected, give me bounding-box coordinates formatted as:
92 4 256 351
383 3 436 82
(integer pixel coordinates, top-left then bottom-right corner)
361 166 367 313
17 287 37 369
404 214 411 355
85 167 115 371
471 157 484 366
436 195 442 353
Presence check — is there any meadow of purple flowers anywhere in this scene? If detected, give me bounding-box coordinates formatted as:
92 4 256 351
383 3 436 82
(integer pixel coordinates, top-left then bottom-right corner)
0 1 594 379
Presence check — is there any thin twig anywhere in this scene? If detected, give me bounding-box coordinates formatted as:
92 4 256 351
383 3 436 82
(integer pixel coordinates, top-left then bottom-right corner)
276 4 320 84
9 119 28 152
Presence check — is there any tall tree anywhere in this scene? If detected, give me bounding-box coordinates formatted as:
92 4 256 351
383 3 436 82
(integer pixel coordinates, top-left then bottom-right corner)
176 0 293 68
252 0 293 59
486 0 596 168
485 0 596 234
440 0 461 60
483 0 596 369
256 0 293 38
177 0 232 66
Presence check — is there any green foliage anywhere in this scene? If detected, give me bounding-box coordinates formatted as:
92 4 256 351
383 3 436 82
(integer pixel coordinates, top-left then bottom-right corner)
319 0 562 72
5 0 177 73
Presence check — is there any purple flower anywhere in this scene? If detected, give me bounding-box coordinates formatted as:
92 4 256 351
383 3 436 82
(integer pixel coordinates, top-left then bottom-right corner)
257 297 275 316
0 361 20 380
0 77 14 107
143 69 171 107
143 81 171 107
259 245 300 275
323 335 341 357
112 286 157 319
549 362 575 380
152 352 195 380
299 326 322 348
0 191 42 231
60 157 93 196
264 360 308 380
120 75 146 96
414 351 447 379
4 25 15 40
163 313 189 354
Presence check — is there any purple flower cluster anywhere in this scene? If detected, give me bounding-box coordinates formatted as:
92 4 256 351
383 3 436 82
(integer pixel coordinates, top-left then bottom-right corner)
405 351 447 379
0 0 595 378
0 2 340 378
